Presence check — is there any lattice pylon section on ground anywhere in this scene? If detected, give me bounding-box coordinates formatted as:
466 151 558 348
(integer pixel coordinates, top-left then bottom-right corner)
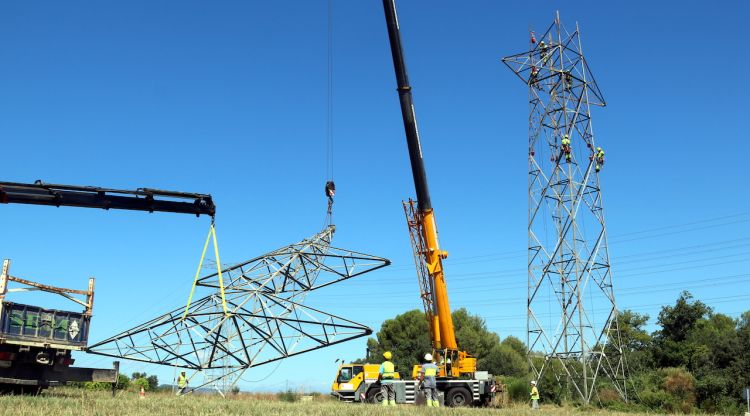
87 225 389 391
502 13 627 404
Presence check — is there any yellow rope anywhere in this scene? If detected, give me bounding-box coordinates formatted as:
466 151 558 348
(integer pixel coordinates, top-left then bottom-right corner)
183 223 229 319
210 225 229 316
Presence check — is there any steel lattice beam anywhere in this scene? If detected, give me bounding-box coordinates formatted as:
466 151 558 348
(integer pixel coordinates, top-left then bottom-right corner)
502 13 628 404
87 225 389 392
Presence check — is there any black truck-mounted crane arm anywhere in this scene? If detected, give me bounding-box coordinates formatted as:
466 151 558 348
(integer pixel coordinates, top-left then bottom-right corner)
0 181 215 217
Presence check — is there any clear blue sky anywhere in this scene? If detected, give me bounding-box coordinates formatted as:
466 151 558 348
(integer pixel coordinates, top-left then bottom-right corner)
1 0 748 393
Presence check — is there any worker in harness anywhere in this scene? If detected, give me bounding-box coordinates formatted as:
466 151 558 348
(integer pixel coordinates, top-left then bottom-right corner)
561 134 572 162
176 371 188 396
378 351 397 406
595 147 605 172
529 66 538 85
564 71 573 91
539 40 549 65
419 353 439 407
529 66 541 90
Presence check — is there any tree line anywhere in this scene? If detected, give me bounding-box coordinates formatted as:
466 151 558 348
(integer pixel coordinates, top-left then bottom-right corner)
363 291 750 414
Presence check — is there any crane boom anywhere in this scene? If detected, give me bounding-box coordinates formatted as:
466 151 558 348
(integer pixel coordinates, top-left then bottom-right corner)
382 0 457 352
0 181 215 217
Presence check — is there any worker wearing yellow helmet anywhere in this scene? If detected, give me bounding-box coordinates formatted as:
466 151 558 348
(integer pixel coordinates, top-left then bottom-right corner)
595 147 605 172
561 134 572 162
378 351 397 406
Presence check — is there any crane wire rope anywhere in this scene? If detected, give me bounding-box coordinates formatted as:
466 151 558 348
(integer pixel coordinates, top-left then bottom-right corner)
323 0 336 226
326 0 334 183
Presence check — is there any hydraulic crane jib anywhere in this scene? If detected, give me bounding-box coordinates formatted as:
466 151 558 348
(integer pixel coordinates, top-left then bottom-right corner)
0 180 216 217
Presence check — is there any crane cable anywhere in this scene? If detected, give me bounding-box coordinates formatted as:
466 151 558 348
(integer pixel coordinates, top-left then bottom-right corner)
324 0 335 225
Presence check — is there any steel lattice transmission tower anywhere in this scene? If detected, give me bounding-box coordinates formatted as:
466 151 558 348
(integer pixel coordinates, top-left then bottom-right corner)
502 13 627 403
88 225 389 392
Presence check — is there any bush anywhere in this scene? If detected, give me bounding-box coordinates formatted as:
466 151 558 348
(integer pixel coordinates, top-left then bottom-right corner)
277 389 298 402
662 368 696 413
116 374 130 390
640 389 673 411
481 344 528 377
506 377 531 403
597 387 622 407
132 378 149 392
83 381 111 391
633 368 697 414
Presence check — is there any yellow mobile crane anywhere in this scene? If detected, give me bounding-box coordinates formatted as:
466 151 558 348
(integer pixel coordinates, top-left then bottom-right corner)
330 0 495 406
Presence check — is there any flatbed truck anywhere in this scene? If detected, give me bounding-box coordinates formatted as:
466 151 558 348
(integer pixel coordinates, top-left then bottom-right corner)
0 259 118 394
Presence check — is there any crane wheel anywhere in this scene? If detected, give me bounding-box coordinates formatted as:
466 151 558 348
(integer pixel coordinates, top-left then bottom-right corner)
445 387 472 407
366 388 384 404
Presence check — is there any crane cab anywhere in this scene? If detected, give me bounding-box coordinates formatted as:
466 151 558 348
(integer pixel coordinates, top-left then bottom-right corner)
331 363 401 403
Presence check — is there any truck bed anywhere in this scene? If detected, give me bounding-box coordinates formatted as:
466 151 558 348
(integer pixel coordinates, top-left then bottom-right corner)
0 302 90 349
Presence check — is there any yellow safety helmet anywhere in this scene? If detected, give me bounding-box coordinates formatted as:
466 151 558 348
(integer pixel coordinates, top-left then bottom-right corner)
383 351 392 360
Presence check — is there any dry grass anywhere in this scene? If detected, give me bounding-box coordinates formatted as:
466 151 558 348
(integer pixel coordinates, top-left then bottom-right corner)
0 388 663 416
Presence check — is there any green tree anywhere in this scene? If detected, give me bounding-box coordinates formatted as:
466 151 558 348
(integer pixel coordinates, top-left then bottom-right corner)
133 377 149 392
687 313 738 372
116 374 131 390
652 291 711 368
482 343 527 377
612 309 652 373
146 375 159 391
501 336 527 357
452 308 500 360
730 312 750 403
365 309 430 378
364 308 510 377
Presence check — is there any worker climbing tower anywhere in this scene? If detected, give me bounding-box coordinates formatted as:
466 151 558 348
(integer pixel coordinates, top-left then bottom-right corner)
502 13 627 403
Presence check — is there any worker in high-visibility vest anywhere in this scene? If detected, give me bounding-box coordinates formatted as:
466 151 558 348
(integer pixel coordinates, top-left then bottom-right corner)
419 353 440 407
539 41 549 64
530 380 540 410
378 351 397 406
595 147 605 172
176 371 188 396
561 134 572 162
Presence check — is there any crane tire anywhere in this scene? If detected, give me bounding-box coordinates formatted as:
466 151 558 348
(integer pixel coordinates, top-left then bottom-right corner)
366 387 384 404
445 386 472 407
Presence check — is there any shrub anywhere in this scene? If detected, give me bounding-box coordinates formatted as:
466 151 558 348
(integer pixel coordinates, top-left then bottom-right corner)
506 377 530 403
132 378 149 392
277 389 298 402
83 382 111 391
116 374 130 390
662 368 696 413
597 387 622 406
640 389 673 411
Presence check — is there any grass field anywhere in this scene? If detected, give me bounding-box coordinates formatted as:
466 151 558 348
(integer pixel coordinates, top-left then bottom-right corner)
0 388 669 416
